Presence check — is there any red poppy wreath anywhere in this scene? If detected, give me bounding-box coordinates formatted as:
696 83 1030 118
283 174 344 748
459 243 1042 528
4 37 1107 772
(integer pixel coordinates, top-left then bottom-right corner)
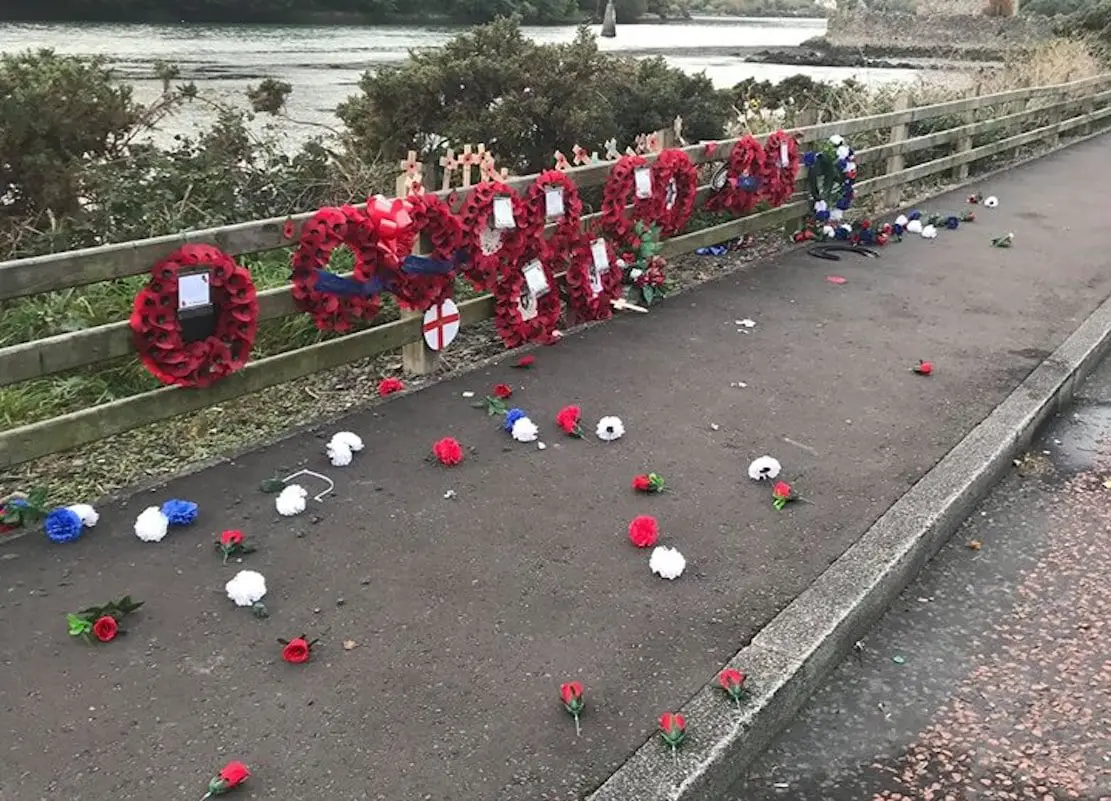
563 225 621 323
290 205 383 332
492 242 561 348
526 169 584 254
650 148 697 237
130 244 258 388
458 181 533 291
761 130 801 209
601 154 663 251
390 191 462 312
704 134 766 217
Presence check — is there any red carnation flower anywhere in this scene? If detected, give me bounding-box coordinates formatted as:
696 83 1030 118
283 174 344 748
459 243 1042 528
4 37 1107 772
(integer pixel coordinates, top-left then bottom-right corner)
560 681 585 736
92 615 118 643
556 405 584 437
628 515 659 548
220 530 244 548
493 383 513 400
913 360 933 376
378 377 405 396
279 635 316 664
658 712 687 757
633 475 651 491
201 760 250 799
771 481 796 510
512 355 535 369
632 473 666 493
718 668 750 708
432 437 464 466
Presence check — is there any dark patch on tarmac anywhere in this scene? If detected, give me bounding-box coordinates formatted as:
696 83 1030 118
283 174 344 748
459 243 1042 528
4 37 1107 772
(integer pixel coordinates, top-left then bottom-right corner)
3 136 1111 801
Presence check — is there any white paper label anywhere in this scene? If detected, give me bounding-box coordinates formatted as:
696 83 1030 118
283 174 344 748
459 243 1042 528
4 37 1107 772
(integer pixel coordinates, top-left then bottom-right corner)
178 272 211 310
493 196 516 229
523 260 550 297
544 187 565 219
589 265 604 295
634 167 653 199
590 238 610 272
665 179 677 210
518 292 538 321
779 142 789 168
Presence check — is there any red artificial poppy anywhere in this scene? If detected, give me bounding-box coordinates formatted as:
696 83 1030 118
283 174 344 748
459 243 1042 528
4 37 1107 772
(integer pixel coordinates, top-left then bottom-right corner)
493 383 513 400
202 760 251 799
703 141 718 157
432 437 464 466
280 636 313 664
378 377 405 396
512 355 535 369
282 218 295 240
92 615 118 643
718 668 749 708
913 360 933 376
628 515 659 548
220 530 244 548
555 405 583 437
658 712 687 751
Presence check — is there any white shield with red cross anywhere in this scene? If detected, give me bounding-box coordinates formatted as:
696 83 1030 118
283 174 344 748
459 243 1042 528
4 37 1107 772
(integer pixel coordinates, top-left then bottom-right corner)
422 299 461 351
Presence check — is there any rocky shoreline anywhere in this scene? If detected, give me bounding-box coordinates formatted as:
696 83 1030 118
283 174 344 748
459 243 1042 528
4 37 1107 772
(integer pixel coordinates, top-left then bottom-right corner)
742 37 1008 70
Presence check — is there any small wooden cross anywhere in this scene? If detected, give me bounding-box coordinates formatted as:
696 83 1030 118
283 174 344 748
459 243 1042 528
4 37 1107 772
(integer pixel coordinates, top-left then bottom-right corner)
439 148 458 191
459 144 477 187
603 139 620 160
553 151 571 171
572 144 591 166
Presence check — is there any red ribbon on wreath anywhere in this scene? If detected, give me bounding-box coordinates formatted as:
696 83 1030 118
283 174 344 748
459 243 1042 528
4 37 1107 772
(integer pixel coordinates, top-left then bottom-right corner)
761 130 801 209
563 223 622 323
650 149 697 237
601 154 662 251
390 192 461 311
704 135 765 217
492 240 562 349
129 244 258 388
458 181 532 291
290 206 383 332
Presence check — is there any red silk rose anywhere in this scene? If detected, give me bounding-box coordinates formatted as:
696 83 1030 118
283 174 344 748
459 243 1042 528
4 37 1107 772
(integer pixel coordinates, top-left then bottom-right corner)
493 383 513 400
92 615 118 642
202 760 250 799
280 635 315 664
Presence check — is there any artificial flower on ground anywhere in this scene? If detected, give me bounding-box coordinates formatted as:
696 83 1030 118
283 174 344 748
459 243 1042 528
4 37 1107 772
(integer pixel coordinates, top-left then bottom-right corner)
215 530 256 564
771 481 797 511
162 499 199 525
718 668 751 709
968 193 981 204
1 488 49 535
432 437 465 466
801 134 857 237
66 595 143 644
747 456 781 481
620 221 672 307
327 430 364 467
511 416 540 443
560 681 585 736
920 224 938 239
276 484 308 516
556 405 585 438
278 634 319 664
200 761 250 799
632 472 666 493
650 546 686 579
906 219 923 234
658 712 687 760
628 515 660 548
992 232 1014 248
512 355 535 369
596 416 625 442
43 503 99 544
983 195 999 208
913 360 934 376
134 506 169 542
226 570 268 617
378 377 405 396
473 385 514 416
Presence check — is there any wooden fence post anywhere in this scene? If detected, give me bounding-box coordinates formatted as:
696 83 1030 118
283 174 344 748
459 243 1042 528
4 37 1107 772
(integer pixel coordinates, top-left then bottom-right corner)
1078 82 1094 137
953 83 979 183
1045 75 1069 149
784 108 819 239
396 162 440 376
885 93 909 208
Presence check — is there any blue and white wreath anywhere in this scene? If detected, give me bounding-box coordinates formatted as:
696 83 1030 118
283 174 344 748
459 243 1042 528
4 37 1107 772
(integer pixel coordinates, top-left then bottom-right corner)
803 134 858 229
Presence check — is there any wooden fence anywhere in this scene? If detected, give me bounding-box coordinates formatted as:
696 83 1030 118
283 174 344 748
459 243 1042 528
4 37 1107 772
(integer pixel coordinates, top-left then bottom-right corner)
2 74 1110 471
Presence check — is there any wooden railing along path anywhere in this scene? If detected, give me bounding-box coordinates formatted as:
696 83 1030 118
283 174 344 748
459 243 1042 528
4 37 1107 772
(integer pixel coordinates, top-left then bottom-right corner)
2 74 1110 470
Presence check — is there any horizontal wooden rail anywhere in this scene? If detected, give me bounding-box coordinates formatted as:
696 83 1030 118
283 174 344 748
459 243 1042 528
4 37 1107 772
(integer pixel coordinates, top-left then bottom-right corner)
2 74 1108 302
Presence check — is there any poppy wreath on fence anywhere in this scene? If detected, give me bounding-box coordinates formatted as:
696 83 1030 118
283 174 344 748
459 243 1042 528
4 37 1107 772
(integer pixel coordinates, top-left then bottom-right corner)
704 135 766 217
458 181 533 291
649 148 698 237
290 206 383 332
385 192 461 312
525 169 584 255
601 154 663 251
130 244 258 388
761 130 801 209
563 223 622 323
492 240 562 348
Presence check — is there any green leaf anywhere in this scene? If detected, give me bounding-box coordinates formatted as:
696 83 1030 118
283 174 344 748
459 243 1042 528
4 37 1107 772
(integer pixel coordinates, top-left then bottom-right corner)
259 477 285 494
67 613 92 637
641 285 656 306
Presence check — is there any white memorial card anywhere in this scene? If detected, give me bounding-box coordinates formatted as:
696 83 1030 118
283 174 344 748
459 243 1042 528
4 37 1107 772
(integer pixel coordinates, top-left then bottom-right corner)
493 196 516 229
634 167 653 199
665 179 677 210
178 272 211 311
779 142 789 168
523 260 550 297
518 292 538 321
590 265 604 295
544 187 565 219
590 238 610 272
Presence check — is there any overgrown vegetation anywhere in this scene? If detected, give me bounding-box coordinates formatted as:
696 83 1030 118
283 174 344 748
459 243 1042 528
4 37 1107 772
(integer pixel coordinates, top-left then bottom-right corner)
1023 0 1111 49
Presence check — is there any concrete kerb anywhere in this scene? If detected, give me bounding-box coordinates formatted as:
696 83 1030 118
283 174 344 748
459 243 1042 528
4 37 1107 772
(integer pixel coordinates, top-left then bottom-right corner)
585 283 1111 800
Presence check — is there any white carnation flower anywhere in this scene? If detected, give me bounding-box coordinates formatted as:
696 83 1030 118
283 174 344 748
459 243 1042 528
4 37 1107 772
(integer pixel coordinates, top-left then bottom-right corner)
330 431 364 452
747 455 781 481
814 200 828 213
276 484 308 516
830 208 844 222
225 570 267 607
511 417 539 443
906 219 923 234
596 416 625 442
821 225 836 239
650 546 686 580
921 224 938 239
983 195 999 208
134 506 169 542
843 160 856 174
835 144 850 160
829 134 844 146
629 268 644 281
67 503 99 527
327 442 353 467
894 214 908 227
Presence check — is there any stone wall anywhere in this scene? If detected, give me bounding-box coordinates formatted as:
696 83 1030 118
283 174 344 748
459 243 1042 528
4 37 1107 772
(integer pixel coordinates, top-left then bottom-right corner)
825 10 1049 52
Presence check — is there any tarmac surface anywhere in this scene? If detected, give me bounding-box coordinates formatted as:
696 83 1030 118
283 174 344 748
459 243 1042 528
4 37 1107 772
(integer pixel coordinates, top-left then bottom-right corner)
2 135 1111 801
733 350 1111 801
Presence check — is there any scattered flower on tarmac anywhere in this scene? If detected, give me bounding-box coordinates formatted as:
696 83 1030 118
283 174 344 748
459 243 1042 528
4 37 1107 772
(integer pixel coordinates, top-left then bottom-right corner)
327 431 364 467
968 193 981 204
596 416 625 442
432 437 465 466
279 634 319 664
906 219 923 234
913 360 934 376
44 505 93 544
512 355 535 369
225 570 267 616
92 616 118 642
748 456 781 481
658 712 687 759
556 405 585 437
718 668 750 709
200 761 250 799
992 232 1014 248
504 408 527 432
161 499 198 526
920 224 938 239
215 530 256 564
493 383 513 400
276 484 308 516
650 546 686 579
772 481 797 510
560 681 585 736
134 506 170 542
628 515 660 548
378 377 405 396
66 595 143 644
632 473 666 493
511 416 540 443
983 195 999 208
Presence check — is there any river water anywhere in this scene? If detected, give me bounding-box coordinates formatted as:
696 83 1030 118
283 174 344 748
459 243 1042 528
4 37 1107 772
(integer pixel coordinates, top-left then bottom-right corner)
0 18 920 145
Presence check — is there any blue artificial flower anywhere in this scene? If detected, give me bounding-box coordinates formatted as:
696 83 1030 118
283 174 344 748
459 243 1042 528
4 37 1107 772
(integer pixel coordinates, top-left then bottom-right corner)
44 507 84 544
945 215 960 230
859 228 875 244
908 210 921 221
835 196 852 211
834 227 850 241
803 151 817 167
161 499 198 526
503 408 527 432
738 175 760 193
893 223 905 236
815 209 831 222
